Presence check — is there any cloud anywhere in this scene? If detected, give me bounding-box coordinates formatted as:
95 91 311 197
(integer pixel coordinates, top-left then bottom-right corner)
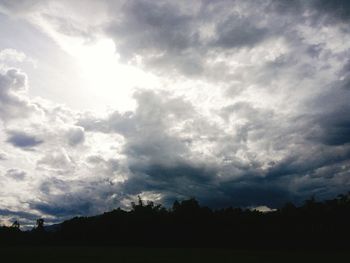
268 0 350 23
5 168 26 180
0 208 38 221
305 0 350 24
0 0 45 14
0 151 8 160
79 90 195 166
76 91 287 207
252 205 277 213
0 49 26 62
30 175 123 221
210 13 269 49
0 0 350 225
310 108 350 146
6 130 43 149
66 126 85 146
0 68 38 121
30 200 92 218
36 148 75 176
103 0 276 77
78 86 350 208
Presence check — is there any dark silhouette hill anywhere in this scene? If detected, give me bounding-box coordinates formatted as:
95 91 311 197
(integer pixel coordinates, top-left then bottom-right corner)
1 193 350 248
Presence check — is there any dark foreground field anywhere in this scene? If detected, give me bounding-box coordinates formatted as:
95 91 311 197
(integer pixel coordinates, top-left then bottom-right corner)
0 247 348 263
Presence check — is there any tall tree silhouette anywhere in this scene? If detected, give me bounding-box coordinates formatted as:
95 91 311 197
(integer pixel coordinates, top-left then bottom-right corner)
35 219 45 232
11 221 20 230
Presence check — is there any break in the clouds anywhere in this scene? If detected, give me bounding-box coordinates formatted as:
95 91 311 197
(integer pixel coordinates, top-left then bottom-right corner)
0 0 350 226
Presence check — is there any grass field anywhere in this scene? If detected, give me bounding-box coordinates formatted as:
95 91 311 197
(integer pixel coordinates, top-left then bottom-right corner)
0 247 348 263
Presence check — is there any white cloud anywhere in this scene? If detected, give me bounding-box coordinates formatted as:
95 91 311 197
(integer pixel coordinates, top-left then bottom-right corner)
5 168 26 180
0 49 26 62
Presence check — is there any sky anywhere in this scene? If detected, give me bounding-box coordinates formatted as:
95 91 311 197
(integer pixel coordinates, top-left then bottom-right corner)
0 0 350 227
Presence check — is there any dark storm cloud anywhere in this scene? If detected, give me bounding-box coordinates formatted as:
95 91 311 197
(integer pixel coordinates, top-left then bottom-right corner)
77 91 304 208
304 67 350 146
215 180 294 208
6 130 43 148
266 146 350 179
79 88 350 208
108 0 196 54
121 160 298 209
108 0 271 53
269 0 350 24
311 109 350 146
267 0 303 14
122 162 216 196
30 202 92 217
105 0 350 74
211 13 269 49
261 96 350 183
106 0 202 76
338 60 350 90
104 0 275 77
0 208 38 221
31 176 124 220
310 0 350 24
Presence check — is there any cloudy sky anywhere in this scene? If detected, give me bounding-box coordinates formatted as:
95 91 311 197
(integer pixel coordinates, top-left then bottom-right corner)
0 0 350 227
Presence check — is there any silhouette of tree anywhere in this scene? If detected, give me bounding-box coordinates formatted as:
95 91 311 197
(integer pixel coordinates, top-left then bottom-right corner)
131 195 145 211
35 218 45 231
11 220 20 229
173 197 200 214
0 193 349 248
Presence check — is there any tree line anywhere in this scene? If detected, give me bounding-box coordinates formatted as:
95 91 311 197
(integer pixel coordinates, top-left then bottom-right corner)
0 193 349 248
